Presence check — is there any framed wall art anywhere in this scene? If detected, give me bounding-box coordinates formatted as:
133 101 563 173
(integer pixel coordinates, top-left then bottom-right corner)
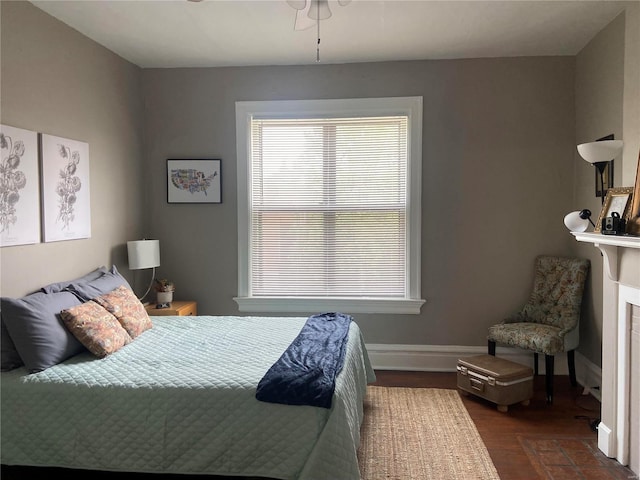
594 186 634 233
167 159 221 204
40 134 91 242
0 125 41 247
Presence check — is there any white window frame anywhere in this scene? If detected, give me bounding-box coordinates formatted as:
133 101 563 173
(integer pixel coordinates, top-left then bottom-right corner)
234 97 424 314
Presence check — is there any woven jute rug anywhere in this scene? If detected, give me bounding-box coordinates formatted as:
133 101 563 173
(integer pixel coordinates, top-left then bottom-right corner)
358 386 500 480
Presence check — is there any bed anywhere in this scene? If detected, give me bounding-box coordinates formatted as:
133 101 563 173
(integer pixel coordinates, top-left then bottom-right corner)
0 268 376 480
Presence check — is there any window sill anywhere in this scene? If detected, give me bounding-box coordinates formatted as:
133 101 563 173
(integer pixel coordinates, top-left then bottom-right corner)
233 296 425 315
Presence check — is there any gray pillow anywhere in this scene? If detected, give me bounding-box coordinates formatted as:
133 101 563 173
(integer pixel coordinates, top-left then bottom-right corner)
1 291 86 373
40 266 108 294
1 318 23 371
67 265 132 301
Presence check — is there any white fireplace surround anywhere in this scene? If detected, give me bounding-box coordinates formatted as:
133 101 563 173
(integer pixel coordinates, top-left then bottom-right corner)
572 231 640 471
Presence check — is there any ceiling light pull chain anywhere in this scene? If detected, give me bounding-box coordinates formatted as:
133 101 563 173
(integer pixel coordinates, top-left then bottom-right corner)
316 0 321 62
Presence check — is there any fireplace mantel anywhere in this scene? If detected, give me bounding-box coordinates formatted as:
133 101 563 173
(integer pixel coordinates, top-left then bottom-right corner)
572 232 640 280
571 230 640 471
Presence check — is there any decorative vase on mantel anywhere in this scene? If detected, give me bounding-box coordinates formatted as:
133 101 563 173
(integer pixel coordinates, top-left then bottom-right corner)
154 279 175 304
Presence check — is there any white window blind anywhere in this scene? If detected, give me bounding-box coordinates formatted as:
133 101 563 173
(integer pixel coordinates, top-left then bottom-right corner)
249 116 408 297
235 97 424 314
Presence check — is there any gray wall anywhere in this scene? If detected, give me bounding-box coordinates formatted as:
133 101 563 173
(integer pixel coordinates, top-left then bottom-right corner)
573 7 640 365
0 2 146 296
142 57 577 347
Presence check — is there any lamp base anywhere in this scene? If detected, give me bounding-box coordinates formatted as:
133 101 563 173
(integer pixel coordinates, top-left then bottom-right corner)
136 266 156 302
594 161 613 202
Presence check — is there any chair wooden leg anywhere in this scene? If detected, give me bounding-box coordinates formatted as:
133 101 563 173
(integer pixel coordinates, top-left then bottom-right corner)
488 340 496 356
568 350 577 387
545 354 554 404
534 352 539 376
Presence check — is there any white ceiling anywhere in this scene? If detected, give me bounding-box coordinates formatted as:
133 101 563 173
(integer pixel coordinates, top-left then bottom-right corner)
30 0 634 68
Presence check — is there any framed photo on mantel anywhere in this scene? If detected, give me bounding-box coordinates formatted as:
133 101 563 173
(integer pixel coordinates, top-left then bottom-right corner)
594 186 634 233
628 149 640 236
167 159 221 204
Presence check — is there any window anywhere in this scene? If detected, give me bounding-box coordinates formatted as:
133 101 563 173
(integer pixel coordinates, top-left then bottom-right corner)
235 97 424 314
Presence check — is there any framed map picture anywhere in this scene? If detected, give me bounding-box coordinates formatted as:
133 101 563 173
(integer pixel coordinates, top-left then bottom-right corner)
167 159 221 204
40 134 91 242
0 125 40 247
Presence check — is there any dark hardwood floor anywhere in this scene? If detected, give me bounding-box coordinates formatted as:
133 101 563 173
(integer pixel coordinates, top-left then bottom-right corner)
372 370 636 480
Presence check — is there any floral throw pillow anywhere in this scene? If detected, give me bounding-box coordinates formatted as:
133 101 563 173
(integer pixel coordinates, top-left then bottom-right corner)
94 285 153 339
60 301 132 358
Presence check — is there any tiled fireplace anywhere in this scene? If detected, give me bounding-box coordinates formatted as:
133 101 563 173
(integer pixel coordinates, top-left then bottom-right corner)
573 232 640 475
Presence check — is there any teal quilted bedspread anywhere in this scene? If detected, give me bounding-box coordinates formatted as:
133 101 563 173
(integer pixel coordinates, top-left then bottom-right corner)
1 315 375 480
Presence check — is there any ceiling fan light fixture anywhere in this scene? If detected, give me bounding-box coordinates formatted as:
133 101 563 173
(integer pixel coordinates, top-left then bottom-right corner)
290 0 350 30
288 0 351 59
294 6 317 30
287 0 307 10
307 0 332 21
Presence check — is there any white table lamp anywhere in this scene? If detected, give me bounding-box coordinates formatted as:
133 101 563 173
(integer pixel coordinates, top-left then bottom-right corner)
127 239 160 301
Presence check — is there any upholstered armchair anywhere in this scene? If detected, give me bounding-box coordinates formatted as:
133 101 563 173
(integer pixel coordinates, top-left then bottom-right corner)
487 255 590 404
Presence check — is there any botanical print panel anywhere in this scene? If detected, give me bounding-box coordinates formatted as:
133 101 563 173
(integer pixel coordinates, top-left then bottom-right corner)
0 125 40 247
41 134 91 242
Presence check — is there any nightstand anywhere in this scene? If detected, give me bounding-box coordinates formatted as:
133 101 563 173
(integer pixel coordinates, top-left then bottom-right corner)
145 300 197 316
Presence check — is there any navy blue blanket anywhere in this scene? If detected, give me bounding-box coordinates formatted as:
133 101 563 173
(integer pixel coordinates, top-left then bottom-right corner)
255 312 352 409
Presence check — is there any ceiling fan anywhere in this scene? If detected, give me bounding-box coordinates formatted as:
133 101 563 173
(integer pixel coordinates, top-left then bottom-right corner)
287 0 351 31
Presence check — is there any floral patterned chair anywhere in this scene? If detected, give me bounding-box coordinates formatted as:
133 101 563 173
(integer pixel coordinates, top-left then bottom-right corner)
487 255 590 403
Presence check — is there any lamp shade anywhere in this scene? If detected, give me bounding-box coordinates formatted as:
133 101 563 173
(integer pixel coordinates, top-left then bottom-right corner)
564 211 590 232
307 0 332 20
127 240 160 270
577 140 623 164
287 0 307 9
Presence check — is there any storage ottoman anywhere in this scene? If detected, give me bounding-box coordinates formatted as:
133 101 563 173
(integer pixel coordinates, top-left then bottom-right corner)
457 354 533 412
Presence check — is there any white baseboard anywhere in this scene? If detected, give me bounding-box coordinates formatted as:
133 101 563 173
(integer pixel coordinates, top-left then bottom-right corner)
598 422 614 457
575 351 602 402
366 344 602 400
